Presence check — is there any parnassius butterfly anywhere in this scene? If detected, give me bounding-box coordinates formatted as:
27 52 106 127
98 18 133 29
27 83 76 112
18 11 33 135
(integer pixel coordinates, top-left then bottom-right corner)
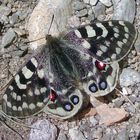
1 20 136 119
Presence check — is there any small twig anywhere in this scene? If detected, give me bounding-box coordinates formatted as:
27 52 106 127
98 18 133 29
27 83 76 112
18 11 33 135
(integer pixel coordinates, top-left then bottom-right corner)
0 111 40 130
115 88 137 110
0 117 24 140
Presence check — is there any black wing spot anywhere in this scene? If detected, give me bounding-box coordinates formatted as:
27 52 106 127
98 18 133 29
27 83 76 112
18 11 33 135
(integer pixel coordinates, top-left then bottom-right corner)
26 60 36 72
71 95 79 105
99 80 107 90
89 83 98 93
78 27 88 38
63 102 73 111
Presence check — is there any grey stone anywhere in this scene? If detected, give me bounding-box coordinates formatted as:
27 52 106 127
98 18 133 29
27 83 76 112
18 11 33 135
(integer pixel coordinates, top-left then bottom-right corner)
20 45 28 51
112 0 135 22
93 2 106 18
1 28 16 48
129 132 135 139
101 134 111 140
89 116 98 126
134 32 140 53
136 96 140 102
9 13 19 25
18 9 31 20
0 5 11 16
116 129 129 140
87 8 95 21
57 131 67 140
125 105 136 113
129 95 137 103
27 0 72 49
73 1 86 11
97 14 106 21
76 8 88 17
89 0 98 6
69 128 86 140
114 98 124 107
91 128 103 139
79 121 89 131
83 0 90 4
119 68 140 87
11 48 28 57
0 15 9 24
29 119 57 140
99 0 112 7
13 28 26 36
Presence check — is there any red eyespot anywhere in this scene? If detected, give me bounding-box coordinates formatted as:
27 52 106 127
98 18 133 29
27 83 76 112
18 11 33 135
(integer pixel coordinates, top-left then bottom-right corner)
49 90 57 102
95 60 106 70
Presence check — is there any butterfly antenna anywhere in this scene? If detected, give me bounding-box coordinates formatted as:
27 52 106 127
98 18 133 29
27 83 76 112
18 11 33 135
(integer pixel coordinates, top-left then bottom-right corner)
48 14 54 35
24 15 54 44
24 37 46 44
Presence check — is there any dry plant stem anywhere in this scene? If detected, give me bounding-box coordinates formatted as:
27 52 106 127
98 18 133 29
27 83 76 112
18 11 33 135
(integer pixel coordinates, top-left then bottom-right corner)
0 78 12 92
0 117 23 140
0 111 40 131
115 88 137 110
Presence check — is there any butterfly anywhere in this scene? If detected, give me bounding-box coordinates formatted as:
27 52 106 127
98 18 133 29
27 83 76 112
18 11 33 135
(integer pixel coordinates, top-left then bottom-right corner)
1 20 136 120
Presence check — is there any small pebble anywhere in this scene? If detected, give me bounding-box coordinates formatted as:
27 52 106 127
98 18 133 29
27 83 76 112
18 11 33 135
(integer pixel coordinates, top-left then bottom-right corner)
89 0 98 6
76 8 88 17
69 127 86 140
134 33 140 53
125 105 136 113
114 98 124 108
0 5 11 16
116 128 129 140
1 28 16 48
112 0 135 22
89 116 98 126
119 68 140 87
13 28 26 36
57 131 67 140
129 95 137 103
83 0 90 4
99 0 112 7
9 13 19 25
73 1 86 11
93 2 106 18
91 128 103 139
29 119 57 140
101 134 112 140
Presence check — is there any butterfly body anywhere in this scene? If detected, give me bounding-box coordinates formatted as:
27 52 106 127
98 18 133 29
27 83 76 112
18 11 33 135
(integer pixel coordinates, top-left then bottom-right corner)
1 20 136 119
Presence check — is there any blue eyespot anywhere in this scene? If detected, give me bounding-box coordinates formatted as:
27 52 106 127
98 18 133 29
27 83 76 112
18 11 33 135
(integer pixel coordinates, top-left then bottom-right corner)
89 83 98 93
71 95 79 105
63 102 73 111
99 80 107 90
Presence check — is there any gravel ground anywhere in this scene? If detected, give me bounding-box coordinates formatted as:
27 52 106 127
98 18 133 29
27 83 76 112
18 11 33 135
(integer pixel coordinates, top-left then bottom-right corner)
0 0 140 140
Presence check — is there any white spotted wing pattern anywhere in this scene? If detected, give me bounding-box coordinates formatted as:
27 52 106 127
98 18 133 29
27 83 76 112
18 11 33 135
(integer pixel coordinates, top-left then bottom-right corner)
1 20 136 119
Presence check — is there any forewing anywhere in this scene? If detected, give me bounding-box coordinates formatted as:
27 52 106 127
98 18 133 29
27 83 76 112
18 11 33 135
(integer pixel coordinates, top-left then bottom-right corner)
65 20 136 63
2 48 50 117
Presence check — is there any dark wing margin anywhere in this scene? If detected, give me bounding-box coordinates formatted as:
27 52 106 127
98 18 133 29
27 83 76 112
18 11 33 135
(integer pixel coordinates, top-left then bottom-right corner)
66 20 137 63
